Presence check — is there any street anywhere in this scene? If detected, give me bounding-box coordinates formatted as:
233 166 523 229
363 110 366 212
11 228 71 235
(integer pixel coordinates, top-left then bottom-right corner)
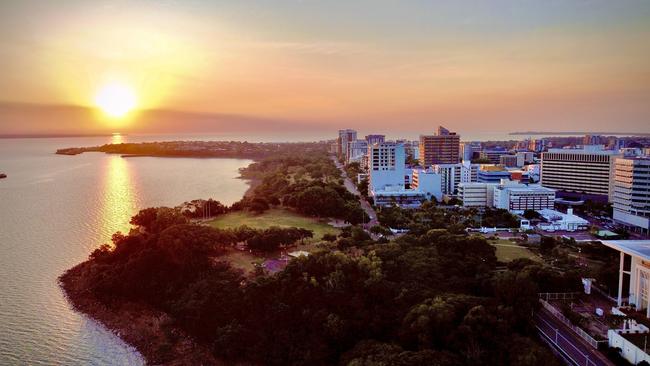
536 308 613 366
332 156 379 228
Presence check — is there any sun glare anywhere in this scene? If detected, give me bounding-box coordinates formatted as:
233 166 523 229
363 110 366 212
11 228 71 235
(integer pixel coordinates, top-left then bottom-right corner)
95 83 137 118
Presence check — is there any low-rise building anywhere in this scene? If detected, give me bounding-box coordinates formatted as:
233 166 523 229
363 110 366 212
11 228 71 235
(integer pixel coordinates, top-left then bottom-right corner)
457 182 497 207
371 185 427 208
478 165 511 183
537 208 589 232
493 180 555 213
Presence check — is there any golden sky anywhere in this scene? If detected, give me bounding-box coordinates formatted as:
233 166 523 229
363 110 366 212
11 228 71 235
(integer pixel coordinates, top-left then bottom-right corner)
0 0 649 135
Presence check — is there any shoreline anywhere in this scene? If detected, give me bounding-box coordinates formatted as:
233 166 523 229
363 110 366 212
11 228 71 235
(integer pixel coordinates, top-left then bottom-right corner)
60 260 221 365
58 159 257 365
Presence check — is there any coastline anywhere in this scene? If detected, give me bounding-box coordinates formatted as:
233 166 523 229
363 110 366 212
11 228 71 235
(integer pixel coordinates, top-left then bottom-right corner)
57 159 258 365
60 257 222 365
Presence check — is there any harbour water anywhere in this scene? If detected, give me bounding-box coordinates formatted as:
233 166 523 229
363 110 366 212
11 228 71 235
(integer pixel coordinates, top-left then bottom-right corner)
0 135 252 365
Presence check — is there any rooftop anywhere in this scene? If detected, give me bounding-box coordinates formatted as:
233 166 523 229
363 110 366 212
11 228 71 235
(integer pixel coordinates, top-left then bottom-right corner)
601 240 650 260
538 208 589 224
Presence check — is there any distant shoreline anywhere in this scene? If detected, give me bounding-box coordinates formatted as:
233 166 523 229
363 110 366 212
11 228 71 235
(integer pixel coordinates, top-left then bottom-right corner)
0 134 119 139
509 131 650 136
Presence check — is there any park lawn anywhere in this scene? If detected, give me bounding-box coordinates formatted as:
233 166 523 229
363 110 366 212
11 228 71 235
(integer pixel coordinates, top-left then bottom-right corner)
489 239 542 263
209 208 340 243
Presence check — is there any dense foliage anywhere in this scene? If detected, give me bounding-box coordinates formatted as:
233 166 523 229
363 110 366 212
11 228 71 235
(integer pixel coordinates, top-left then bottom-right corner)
239 154 369 224
74 206 565 366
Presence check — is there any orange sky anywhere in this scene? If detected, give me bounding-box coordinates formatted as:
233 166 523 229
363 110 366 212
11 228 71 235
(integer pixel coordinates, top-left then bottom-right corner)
0 1 649 135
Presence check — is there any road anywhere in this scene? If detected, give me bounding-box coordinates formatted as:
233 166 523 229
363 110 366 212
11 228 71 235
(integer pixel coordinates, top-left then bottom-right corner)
536 308 613 366
332 156 378 228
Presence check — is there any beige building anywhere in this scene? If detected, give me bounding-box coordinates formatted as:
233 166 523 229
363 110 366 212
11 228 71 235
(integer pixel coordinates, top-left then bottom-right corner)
419 126 460 166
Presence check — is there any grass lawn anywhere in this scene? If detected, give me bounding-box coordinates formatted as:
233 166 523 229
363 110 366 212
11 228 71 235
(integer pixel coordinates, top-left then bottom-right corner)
489 239 541 263
210 208 340 274
209 208 340 243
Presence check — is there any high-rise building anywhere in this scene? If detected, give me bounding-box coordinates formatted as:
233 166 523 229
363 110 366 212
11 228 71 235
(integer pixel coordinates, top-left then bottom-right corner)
419 126 460 166
613 157 650 234
368 142 406 192
337 129 357 159
540 145 621 202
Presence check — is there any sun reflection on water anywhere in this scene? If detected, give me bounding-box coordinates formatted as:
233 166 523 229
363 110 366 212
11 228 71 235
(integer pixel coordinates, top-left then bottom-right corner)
99 153 137 243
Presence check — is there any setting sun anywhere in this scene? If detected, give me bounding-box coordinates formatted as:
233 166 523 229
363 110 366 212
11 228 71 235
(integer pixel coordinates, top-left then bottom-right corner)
95 83 137 118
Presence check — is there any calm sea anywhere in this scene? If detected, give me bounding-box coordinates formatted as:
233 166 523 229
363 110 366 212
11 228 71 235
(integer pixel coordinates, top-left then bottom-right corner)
0 135 252 365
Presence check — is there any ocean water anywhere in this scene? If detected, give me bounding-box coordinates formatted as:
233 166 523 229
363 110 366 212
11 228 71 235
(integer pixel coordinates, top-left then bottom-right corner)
0 135 252 365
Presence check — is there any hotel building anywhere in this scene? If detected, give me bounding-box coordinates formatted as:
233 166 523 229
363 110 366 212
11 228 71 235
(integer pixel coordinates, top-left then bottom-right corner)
540 145 621 202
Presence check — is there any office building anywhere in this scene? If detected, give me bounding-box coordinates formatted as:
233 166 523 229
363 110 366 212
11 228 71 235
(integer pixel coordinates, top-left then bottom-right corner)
613 157 650 235
458 182 497 208
419 126 460 166
493 181 556 213
540 145 621 202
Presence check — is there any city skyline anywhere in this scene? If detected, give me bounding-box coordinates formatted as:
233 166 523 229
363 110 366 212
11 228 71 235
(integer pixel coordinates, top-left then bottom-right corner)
1 0 649 135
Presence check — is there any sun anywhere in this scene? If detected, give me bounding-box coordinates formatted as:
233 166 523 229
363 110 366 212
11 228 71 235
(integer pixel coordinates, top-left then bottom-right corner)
95 83 137 118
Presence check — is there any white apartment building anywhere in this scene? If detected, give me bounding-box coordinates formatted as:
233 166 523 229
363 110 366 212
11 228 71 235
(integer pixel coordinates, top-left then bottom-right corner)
493 180 556 213
432 161 479 195
457 182 497 208
369 143 444 208
613 157 650 235
540 145 621 202
368 142 406 192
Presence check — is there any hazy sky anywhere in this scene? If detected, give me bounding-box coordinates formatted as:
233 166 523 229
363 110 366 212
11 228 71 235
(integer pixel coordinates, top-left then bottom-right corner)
0 0 649 135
